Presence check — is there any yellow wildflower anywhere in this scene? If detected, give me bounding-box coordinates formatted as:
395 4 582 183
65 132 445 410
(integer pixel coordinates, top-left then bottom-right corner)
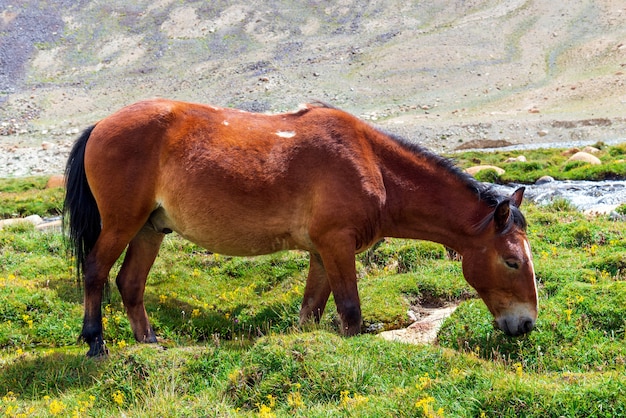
287 391 304 409
340 390 368 408
416 373 432 390
112 390 125 406
227 369 241 384
415 396 436 417
340 390 350 406
514 362 523 377
48 399 66 415
3 391 16 401
257 403 275 418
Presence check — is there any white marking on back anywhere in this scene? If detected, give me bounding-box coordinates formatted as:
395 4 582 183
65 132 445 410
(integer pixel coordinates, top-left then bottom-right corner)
222 120 229 126
276 130 296 138
291 103 310 113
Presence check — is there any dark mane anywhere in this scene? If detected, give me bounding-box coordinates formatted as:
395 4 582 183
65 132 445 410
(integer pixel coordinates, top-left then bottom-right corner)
310 102 527 231
383 131 527 231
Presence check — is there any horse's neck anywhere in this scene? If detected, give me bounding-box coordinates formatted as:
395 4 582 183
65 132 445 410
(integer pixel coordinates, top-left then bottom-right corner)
377 143 491 252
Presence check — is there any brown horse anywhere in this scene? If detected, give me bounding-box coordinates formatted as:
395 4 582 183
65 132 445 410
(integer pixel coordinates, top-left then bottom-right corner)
64 99 537 357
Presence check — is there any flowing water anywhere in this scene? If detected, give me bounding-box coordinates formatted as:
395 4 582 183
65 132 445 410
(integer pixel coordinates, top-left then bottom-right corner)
495 180 626 213
475 137 626 213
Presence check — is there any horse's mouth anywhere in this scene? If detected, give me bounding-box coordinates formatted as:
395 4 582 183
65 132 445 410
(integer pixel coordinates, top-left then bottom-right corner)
495 316 535 336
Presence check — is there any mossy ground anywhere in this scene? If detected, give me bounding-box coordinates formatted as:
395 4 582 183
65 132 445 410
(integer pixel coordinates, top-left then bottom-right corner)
1 162 626 416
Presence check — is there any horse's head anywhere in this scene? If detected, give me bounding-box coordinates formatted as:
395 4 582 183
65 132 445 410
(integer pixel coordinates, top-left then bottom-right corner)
462 187 537 336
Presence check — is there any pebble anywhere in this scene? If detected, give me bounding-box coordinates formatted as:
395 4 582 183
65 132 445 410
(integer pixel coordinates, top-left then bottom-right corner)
0 142 71 177
41 141 55 150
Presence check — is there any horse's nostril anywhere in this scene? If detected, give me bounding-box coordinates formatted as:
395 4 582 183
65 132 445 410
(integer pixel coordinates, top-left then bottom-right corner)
520 318 534 334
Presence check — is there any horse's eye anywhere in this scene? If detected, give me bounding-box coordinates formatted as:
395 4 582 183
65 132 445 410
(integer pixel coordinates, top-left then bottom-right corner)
505 259 520 269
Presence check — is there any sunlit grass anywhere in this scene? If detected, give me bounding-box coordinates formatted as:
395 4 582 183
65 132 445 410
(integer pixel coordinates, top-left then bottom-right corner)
1 168 626 416
450 142 626 183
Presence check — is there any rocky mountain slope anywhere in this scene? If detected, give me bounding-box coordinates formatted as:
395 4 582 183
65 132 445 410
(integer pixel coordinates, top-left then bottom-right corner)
1 0 626 176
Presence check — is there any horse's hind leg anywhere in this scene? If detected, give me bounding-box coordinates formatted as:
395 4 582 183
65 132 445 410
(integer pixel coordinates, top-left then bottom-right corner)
115 225 164 344
82 231 133 357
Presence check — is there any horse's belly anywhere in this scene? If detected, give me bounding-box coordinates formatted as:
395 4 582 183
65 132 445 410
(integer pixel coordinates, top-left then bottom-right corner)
183 227 309 256
151 206 312 256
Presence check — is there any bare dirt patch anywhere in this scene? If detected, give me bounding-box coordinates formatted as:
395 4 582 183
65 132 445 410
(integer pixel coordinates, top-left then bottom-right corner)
379 305 458 345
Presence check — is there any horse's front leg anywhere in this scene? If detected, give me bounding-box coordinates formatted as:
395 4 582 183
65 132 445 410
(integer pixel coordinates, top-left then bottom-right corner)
314 234 362 336
299 253 332 325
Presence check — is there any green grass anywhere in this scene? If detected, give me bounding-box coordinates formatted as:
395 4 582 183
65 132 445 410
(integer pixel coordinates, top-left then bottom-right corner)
0 177 64 218
450 142 626 183
1 167 626 417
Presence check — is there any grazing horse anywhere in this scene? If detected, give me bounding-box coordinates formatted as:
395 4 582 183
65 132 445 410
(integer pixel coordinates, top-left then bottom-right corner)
64 99 537 357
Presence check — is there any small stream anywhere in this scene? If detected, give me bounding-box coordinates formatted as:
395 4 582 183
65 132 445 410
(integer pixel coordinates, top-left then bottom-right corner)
494 180 626 213
461 137 626 213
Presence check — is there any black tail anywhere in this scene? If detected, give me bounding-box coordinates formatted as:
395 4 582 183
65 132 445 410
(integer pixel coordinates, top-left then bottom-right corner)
63 125 100 281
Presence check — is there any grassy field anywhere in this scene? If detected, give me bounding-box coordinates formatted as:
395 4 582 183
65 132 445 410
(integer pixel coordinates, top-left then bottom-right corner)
1 147 626 417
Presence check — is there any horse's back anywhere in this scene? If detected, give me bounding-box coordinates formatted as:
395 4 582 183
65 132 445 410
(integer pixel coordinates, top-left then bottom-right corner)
84 99 386 255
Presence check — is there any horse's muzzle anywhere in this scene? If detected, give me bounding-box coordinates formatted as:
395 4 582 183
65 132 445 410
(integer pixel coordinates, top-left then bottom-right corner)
496 315 536 336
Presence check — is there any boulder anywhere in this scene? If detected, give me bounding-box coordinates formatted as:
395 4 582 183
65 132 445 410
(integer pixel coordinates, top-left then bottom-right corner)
535 175 555 185
561 148 580 157
465 165 505 176
0 215 43 230
45 174 65 189
504 155 527 163
567 151 601 165
35 219 63 232
582 146 600 154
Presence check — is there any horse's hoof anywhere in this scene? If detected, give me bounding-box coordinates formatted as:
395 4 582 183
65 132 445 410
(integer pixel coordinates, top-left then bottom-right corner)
86 343 109 358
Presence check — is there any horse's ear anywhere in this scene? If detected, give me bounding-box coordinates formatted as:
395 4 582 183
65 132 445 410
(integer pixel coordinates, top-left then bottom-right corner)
494 187 525 232
511 187 525 208
494 199 511 233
